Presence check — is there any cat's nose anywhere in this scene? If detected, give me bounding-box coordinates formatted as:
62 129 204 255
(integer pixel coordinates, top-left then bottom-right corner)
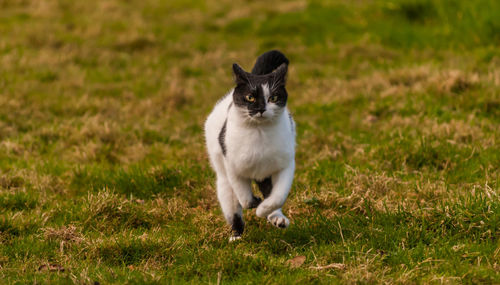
257 109 265 114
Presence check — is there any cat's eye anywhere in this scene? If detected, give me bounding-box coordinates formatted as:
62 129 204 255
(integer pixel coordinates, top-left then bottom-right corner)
269 95 278 103
245 95 255 102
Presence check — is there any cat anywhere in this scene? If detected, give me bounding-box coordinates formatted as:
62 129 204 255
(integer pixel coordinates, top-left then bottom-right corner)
204 50 296 241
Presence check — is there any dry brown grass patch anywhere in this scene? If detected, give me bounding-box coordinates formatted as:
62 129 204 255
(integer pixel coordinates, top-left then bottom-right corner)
149 196 191 222
339 167 400 212
42 225 83 243
339 254 391 284
0 173 25 190
434 70 479 94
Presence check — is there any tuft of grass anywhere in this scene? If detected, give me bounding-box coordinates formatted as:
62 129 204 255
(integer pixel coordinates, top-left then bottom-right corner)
80 190 154 231
0 192 38 211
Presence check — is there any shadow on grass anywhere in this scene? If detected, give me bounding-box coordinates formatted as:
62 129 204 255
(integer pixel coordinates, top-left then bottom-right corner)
245 193 498 256
71 163 212 202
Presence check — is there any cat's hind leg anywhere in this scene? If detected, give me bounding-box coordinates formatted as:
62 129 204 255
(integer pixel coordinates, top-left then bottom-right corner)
255 177 272 199
226 169 261 209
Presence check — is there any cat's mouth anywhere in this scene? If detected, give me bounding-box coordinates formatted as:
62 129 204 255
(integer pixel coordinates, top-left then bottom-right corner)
247 114 273 124
249 115 265 121
240 108 276 123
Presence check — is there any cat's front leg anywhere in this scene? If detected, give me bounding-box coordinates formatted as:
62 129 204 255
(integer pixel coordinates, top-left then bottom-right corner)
256 161 295 219
226 170 261 209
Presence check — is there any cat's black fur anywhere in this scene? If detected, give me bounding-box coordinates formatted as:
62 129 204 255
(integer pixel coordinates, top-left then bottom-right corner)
218 119 227 156
232 213 244 237
256 177 273 198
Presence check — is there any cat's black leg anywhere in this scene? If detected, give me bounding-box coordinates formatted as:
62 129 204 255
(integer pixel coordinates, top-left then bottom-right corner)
256 177 272 198
248 195 262 208
230 213 244 241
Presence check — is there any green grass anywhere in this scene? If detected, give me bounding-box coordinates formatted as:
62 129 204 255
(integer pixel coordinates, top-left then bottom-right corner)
0 0 499 283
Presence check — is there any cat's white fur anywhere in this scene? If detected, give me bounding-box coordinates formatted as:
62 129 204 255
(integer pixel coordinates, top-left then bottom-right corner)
205 84 295 233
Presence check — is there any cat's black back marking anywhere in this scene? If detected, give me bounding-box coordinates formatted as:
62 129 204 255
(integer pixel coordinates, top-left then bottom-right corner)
218 119 227 156
288 112 294 132
251 50 289 75
232 213 244 236
256 177 273 199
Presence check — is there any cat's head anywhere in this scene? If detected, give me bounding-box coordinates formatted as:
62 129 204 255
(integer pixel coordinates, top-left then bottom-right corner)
232 63 288 124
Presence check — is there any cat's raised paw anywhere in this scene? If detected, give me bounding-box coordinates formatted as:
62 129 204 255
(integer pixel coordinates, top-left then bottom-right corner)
268 212 290 229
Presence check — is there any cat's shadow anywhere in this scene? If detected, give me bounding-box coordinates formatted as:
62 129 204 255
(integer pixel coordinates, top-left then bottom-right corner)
242 213 345 249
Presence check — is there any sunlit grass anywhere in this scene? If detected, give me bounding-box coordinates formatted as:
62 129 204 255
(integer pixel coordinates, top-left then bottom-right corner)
0 0 499 283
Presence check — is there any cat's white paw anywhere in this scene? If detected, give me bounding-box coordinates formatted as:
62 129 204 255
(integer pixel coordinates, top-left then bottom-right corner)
267 209 290 229
229 235 242 242
267 211 290 228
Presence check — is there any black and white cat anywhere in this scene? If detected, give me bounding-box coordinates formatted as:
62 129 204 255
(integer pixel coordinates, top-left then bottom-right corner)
204 50 296 241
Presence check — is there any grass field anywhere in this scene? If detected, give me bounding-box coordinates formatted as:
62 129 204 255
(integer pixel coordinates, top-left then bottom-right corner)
1 0 499 283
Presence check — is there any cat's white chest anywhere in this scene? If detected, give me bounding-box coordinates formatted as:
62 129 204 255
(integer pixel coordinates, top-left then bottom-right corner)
226 119 294 180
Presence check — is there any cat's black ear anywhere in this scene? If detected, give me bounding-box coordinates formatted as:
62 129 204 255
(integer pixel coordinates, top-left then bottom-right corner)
271 63 288 86
232 63 250 85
